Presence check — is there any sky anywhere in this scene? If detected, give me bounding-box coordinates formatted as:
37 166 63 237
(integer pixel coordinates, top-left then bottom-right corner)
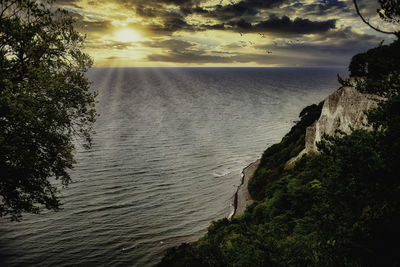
56 0 397 67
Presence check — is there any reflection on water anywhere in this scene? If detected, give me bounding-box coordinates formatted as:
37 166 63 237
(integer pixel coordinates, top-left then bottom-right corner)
0 67 344 266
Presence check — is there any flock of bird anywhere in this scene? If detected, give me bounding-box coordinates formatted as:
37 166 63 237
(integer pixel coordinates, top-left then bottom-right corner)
237 32 302 54
238 31 273 54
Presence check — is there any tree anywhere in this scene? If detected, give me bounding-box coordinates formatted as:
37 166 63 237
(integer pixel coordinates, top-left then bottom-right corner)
353 0 400 37
348 0 400 97
378 0 400 25
0 0 96 220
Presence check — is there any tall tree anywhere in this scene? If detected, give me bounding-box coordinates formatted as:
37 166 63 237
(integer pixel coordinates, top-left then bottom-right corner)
0 0 97 220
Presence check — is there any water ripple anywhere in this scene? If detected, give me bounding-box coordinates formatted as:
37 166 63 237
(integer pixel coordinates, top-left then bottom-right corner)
0 67 344 267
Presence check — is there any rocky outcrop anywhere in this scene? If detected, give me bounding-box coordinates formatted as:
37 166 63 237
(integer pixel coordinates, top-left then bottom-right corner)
285 86 380 169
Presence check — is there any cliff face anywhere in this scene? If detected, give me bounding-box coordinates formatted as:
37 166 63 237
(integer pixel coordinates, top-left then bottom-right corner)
286 86 379 168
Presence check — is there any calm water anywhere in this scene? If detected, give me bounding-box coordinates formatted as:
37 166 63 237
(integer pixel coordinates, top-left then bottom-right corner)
0 68 344 266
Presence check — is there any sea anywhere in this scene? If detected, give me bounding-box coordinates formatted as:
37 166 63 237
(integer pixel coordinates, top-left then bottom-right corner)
0 67 345 266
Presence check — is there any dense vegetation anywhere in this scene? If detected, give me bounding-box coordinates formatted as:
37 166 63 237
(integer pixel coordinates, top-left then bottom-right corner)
248 101 323 200
348 39 400 97
0 0 96 220
159 39 400 267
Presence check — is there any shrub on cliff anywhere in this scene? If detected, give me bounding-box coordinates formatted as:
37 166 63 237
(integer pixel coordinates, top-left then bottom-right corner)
349 40 400 97
248 101 323 200
159 36 400 267
159 95 400 266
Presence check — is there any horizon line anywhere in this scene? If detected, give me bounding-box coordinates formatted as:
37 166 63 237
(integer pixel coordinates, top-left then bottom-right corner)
91 66 347 69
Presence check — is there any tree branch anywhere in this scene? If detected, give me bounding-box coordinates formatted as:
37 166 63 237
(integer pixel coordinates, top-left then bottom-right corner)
353 0 397 36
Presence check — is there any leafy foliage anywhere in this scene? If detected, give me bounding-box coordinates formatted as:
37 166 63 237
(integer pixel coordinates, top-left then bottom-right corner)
349 39 400 98
248 101 323 200
378 0 400 25
353 0 399 36
0 0 96 220
160 120 400 266
159 37 400 267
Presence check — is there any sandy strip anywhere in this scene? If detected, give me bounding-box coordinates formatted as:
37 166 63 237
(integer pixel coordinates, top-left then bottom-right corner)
229 159 260 219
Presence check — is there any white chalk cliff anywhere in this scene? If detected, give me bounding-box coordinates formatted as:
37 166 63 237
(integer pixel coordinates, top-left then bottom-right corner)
286 85 379 169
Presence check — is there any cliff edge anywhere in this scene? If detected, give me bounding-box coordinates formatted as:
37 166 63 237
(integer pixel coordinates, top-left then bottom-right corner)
285 85 379 169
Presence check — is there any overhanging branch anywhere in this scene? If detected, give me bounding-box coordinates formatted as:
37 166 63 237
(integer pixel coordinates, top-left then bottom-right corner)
353 0 397 36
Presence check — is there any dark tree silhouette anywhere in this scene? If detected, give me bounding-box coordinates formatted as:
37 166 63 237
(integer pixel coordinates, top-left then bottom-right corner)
378 0 400 24
0 0 97 220
353 0 400 37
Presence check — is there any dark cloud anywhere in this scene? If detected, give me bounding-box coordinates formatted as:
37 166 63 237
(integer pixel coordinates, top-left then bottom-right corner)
87 41 137 50
221 41 250 49
146 49 349 66
252 27 383 64
55 0 82 8
141 39 195 51
199 23 226 31
148 52 233 63
69 12 113 33
230 16 336 35
130 0 337 36
105 56 121 60
144 17 194 35
145 23 383 66
112 0 200 12
135 6 159 18
132 3 196 35
58 0 391 66
136 14 336 36
312 26 378 43
294 0 349 16
87 0 346 38
78 20 112 32
158 0 201 6
191 0 287 20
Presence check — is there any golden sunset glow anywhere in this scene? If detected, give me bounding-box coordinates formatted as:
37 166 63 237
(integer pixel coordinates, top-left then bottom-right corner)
112 28 142 43
56 0 395 67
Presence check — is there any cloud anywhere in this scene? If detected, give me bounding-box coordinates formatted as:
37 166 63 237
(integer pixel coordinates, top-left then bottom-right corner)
190 0 287 20
105 56 120 60
148 52 233 63
145 24 383 66
251 26 384 64
141 17 194 35
230 15 336 34
141 39 196 51
129 0 338 37
146 49 349 66
159 0 202 6
59 0 394 66
293 0 349 16
69 12 113 33
55 0 82 8
87 41 137 50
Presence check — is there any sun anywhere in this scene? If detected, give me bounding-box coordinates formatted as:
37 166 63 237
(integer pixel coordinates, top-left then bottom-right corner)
113 28 142 43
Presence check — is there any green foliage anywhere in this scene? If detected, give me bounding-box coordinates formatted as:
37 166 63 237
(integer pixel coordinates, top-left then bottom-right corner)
159 38 400 267
349 40 400 97
353 0 399 37
159 113 400 267
248 101 323 200
348 53 368 77
378 0 400 25
0 0 96 220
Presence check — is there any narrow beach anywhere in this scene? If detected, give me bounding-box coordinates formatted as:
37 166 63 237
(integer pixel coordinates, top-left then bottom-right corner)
229 159 260 219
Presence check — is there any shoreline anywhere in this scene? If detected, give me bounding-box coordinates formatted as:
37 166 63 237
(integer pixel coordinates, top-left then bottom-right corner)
228 159 260 219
